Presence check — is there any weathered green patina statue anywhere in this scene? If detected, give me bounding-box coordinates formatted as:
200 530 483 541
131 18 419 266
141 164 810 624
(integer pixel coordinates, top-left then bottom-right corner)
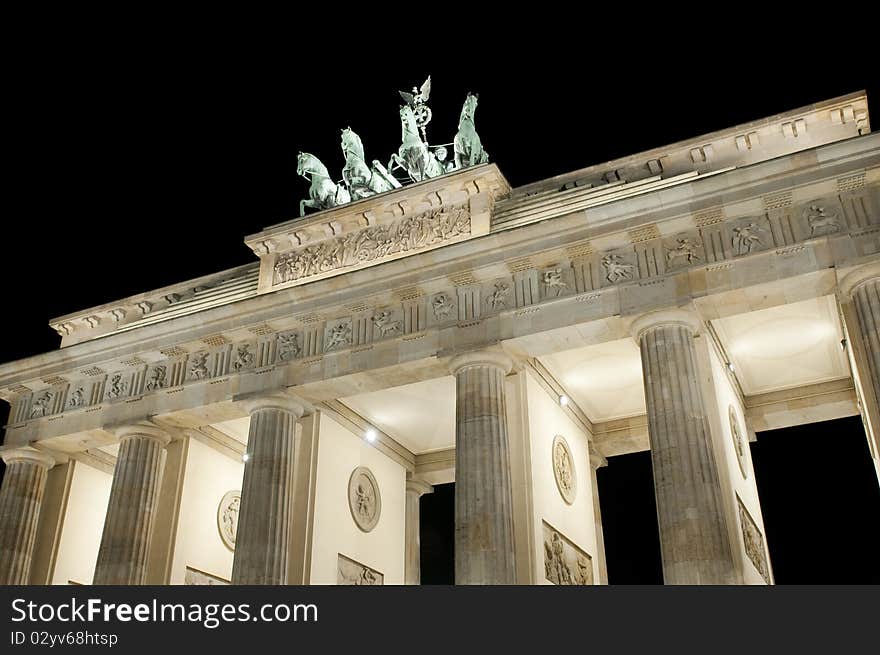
297 152 351 216
296 77 491 214
340 128 399 200
454 93 489 169
388 105 445 183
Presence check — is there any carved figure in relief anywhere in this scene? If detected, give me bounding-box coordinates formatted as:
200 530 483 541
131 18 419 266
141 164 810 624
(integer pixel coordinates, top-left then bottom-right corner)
373 311 402 337
487 281 511 309
296 152 351 216
68 387 85 408
340 127 398 200
30 391 53 418
738 499 770 583
325 322 352 352
231 344 255 371
277 332 302 361
432 293 455 320
145 366 167 391
107 374 126 399
189 352 209 380
273 204 470 285
805 204 841 236
222 496 239 546
554 442 574 496
543 268 567 296
355 482 375 520
546 532 575 585
665 237 702 266
602 254 636 283
732 222 764 255
575 555 593 585
454 93 489 169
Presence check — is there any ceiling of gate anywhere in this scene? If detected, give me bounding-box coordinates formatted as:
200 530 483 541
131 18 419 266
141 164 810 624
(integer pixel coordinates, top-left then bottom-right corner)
711 294 849 396
340 377 457 454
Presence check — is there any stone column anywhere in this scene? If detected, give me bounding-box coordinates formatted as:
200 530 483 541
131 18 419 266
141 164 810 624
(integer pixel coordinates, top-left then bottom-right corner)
0 448 55 585
588 444 609 585
231 395 305 585
405 478 433 585
841 264 880 414
450 351 516 585
631 309 738 585
93 423 170 585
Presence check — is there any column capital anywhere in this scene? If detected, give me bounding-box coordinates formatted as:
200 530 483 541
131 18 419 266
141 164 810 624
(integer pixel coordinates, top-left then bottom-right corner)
113 422 171 446
238 392 308 417
406 478 434 497
0 446 55 469
449 350 513 376
839 262 880 299
630 308 702 341
588 443 607 470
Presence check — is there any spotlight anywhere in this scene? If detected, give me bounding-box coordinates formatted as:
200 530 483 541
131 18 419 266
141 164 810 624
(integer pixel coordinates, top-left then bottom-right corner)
840 338 847 350
726 362 735 373
242 453 250 462
365 428 378 442
559 394 569 407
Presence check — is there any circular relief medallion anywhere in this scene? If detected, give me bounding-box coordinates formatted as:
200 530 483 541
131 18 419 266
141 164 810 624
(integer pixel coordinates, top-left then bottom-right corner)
217 490 241 551
729 405 749 478
552 435 577 505
348 467 381 532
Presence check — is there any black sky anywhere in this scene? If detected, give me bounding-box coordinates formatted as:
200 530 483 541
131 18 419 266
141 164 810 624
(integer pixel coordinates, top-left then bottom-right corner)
2 36 878 583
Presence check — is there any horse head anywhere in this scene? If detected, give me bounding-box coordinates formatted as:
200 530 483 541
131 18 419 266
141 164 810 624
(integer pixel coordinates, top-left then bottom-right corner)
296 151 329 179
340 127 365 160
460 92 479 126
399 105 420 139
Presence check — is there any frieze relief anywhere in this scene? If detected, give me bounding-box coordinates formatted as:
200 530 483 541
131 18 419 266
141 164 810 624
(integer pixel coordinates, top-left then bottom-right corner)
337 554 383 585
542 521 594 585
273 202 471 287
737 495 771 584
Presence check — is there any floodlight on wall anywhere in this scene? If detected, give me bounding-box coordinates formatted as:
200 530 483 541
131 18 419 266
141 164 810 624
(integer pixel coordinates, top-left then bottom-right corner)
559 394 569 407
726 362 735 373
242 453 250 462
365 428 378 442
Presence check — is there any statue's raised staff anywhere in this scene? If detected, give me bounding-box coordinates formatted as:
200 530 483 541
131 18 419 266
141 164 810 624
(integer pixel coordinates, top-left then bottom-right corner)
297 151 351 216
340 128 399 200
454 93 489 169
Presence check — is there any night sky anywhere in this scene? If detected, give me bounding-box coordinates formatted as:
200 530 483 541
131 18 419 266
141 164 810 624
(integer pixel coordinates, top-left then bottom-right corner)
2 43 878 583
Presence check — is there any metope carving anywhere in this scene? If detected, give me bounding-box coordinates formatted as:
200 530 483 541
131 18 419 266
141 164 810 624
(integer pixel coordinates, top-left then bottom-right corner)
145 365 168 391
231 344 255 371
188 352 209 380
30 391 54 418
731 221 765 255
737 495 771 583
324 320 353 352
602 254 636 283
486 281 511 310
348 466 381 533
273 203 470 286
665 237 702 268
337 554 383 585
543 268 568 296
277 331 302 362
804 204 841 236
372 311 402 338
542 522 593 585
67 387 85 409
105 374 127 400
552 435 577 505
431 293 456 320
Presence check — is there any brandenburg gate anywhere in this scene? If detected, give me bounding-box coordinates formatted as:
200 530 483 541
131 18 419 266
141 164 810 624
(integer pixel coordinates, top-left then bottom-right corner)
0 85 877 585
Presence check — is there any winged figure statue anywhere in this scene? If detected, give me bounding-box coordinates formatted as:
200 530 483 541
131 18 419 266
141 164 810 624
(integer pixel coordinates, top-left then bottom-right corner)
398 76 432 141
